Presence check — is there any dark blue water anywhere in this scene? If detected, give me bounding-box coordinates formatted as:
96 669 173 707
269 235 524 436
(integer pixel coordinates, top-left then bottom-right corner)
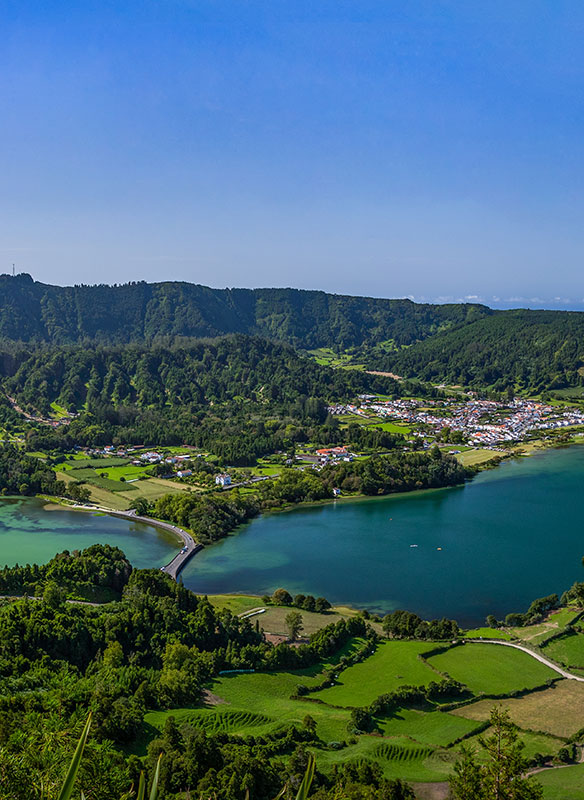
181 447 584 625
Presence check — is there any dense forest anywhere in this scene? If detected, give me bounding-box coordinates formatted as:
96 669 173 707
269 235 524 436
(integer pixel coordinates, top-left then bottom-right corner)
0 544 411 800
2 275 584 393
0 445 64 496
1 336 435 464
0 335 399 416
382 310 584 392
0 273 489 347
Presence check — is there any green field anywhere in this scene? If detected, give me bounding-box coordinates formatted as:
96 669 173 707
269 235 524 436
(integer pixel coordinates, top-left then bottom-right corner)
543 631 584 669
464 726 564 763
369 421 412 434
311 641 439 707
535 763 584 799
462 627 513 640
425 644 556 695
377 707 482 746
509 607 582 646
134 639 582 790
455 449 501 466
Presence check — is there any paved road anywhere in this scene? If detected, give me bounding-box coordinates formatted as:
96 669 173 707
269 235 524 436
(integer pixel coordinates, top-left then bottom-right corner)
80 506 203 580
467 639 584 682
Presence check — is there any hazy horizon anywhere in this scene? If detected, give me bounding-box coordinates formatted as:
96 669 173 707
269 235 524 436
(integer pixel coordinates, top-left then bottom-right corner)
3 270 584 312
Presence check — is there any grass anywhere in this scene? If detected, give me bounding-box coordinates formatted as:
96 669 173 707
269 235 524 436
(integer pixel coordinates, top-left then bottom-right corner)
463 726 563 762
206 594 264 615
425 644 556 696
535 763 584 799
377 707 483 746
311 641 439 707
543 631 584 669
509 607 582 646
462 628 513 640
451 680 584 738
312 737 455 782
368 421 412 434
49 401 69 419
455 449 501 466
253 606 347 636
61 457 131 469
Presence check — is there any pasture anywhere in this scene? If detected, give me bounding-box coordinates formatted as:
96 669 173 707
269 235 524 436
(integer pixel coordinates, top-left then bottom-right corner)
451 680 584 738
455 449 501 467
425 643 556 695
536 763 584 799
378 707 483 746
313 736 455 782
462 627 512 640
543 632 584 670
311 641 439 707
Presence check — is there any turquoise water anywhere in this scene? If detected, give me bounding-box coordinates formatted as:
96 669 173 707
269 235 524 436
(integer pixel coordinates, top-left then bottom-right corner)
2 448 584 625
0 498 179 570
181 447 584 625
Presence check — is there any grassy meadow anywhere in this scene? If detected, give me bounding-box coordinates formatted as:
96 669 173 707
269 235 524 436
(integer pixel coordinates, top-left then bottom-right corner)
135 635 583 790
425 643 556 695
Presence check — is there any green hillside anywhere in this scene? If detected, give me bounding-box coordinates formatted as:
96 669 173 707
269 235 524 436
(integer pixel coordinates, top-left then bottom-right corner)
0 273 489 347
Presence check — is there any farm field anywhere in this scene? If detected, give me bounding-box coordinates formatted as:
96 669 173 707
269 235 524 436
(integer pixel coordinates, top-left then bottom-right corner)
425 643 556 695
462 627 512 640
509 607 582 646
451 680 584 738
313 736 455 782
56 468 193 510
455 449 501 467
311 641 439 707
377 707 483 746
536 763 584 799
543 632 584 669
368 421 412 434
249 606 348 636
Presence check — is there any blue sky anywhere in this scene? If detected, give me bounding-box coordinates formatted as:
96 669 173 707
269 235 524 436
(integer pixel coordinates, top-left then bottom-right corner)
1 1 584 307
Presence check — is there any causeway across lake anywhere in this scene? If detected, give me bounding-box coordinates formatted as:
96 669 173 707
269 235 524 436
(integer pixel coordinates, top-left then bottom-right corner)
2 446 584 626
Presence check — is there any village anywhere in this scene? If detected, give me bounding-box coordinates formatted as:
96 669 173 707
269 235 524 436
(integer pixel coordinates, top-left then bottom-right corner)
329 395 584 447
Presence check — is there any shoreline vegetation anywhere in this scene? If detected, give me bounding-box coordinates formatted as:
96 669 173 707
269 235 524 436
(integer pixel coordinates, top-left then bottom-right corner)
2 539 584 799
7 433 579 597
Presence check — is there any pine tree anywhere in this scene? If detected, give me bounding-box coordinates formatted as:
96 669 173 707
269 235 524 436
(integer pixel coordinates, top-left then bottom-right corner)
450 707 543 799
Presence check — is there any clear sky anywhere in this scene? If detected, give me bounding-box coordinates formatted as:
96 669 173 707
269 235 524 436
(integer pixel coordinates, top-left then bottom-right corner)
2 1 584 307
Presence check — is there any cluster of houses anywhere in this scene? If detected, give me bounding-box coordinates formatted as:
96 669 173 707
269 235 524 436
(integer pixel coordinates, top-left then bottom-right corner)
328 396 584 447
315 446 354 465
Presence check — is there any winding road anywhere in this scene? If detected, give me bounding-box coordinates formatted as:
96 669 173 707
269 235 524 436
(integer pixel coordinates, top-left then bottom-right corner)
467 638 584 682
81 506 203 580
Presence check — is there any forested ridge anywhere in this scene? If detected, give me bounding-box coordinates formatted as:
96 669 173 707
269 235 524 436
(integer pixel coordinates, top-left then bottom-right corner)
3 274 584 392
0 273 488 348
0 335 397 416
383 310 584 392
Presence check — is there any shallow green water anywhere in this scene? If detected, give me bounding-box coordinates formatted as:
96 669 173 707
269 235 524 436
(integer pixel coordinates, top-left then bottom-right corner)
0 498 179 570
181 446 584 625
3 447 584 625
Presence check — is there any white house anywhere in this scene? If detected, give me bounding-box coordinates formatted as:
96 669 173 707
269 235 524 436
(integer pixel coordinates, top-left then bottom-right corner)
215 473 232 486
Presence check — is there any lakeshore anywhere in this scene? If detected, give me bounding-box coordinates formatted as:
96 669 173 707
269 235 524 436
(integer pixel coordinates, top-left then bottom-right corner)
3 444 584 626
